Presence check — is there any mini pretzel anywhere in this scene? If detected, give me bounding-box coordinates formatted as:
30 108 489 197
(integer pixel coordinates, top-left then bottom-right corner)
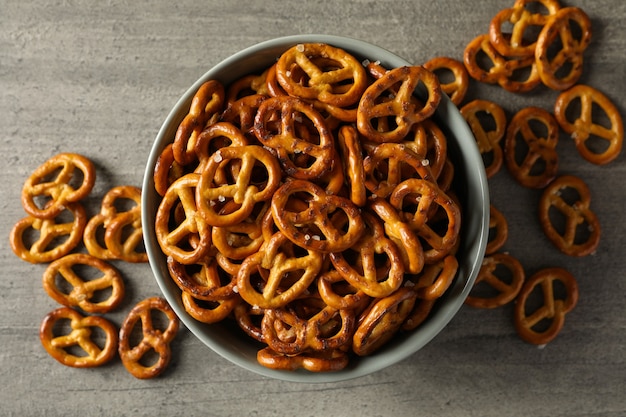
463 33 541 93
317 269 371 311
465 252 525 309
155 173 212 264
173 79 225 165
10 202 87 264
337 125 367 206
211 201 266 260
352 287 418 356
504 106 560 189
167 256 237 302
460 99 507 178
402 298 436 331
225 70 269 103
270 179 365 253
357 66 441 143
539 175 600 256
118 297 180 379
410 255 458 301
486 204 508 255
423 56 469 105
181 291 239 324
275 42 368 107
21 152 95 219
402 119 448 182
554 84 623 165
42 253 125 314
219 94 268 138
233 302 265 343
193 121 249 171
153 143 187 197
196 145 282 227
257 347 349 372
253 96 335 180
535 7 592 91
236 232 324 309
514 267 578 345
489 0 562 58
39 307 118 368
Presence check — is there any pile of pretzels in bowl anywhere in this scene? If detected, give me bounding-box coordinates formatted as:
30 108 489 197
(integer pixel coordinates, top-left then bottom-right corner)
142 35 490 382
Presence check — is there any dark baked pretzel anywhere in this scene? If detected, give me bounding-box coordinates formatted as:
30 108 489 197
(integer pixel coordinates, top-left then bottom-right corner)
504 106 560 189
402 119 448 182
39 307 118 368
514 267 578 345
118 297 179 379
535 7 592 91
357 66 441 143
271 179 365 253
42 253 125 314
489 0 562 58
167 256 237 302
460 99 507 178
352 287 418 356
257 347 349 372
196 145 282 227
253 96 335 180
423 56 469 105
155 173 212 264
10 202 87 264
275 42 368 107
233 302 265 343
21 152 95 219
153 143 187 197
225 70 269 103
539 175 600 257
236 232 324 309
486 204 508 255
463 33 541 93
402 298 436 331
173 80 225 165
554 84 623 165
219 94 268 138
465 252 525 309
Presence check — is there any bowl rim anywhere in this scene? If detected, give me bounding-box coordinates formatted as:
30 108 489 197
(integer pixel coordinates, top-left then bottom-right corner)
141 34 490 383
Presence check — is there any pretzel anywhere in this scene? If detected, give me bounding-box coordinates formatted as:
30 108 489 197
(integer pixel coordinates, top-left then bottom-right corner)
42 254 125 314
554 84 623 165
535 7 592 91
460 99 507 178
504 106 560 189
463 33 541 93
172 80 225 165
423 56 469 105
219 94 268 139
488 0 562 58
236 232 324 309
211 200 266 260
155 173 212 264
465 252 525 309
410 254 458 301
337 125 367 206
10 202 87 264
486 204 508 255
196 145 282 227
357 66 441 143
181 291 240 324
330 212 405 298
317 269 371 311
153 143 187 197
402 298 436 331
253 96 335 180
225 70 269 103
270 179 365 253
275 42 368 107
193 121 249 172
118 297 179 379
257 347 349 372
39 307 118 368
167 256 237 302
514 267 578 345
21 153 95 219
539 175 600 257
352 287 418 356
402 119 448 182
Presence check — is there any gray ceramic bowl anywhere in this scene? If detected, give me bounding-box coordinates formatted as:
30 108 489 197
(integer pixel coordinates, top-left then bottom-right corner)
142 34 489 383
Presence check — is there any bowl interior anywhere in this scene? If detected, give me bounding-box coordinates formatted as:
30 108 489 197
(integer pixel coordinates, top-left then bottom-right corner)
141 34 489 383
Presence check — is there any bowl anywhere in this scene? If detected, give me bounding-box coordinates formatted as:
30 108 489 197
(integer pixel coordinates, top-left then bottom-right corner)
141 34 489 383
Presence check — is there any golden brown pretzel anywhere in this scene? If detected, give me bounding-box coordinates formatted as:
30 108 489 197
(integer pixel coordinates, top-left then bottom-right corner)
118 297 180 379
357 66 441 143
10 202 87 264
539 175 601 257
317 269 371 311
337 125 367 206
514 267 578 345
535 7 592 91
181 291 239 324
211 201 266 261
193 121 249 171
464 252 525 309
504 106 560 189
153 143 187 197
423 56 469 105
257 347 349 372
463 33 541 93
275 42 368 107
270 179 365 253
42 253 125 314
219 94 268 139
39 307 118 368
554 84 623 165
167 256 237 302
411 254 458 301
402 119 448 182
21 153 95 219
460 99 507 178
486 204 508 255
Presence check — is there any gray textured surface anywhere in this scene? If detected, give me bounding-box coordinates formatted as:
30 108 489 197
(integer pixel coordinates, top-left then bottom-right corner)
1 1 625 416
